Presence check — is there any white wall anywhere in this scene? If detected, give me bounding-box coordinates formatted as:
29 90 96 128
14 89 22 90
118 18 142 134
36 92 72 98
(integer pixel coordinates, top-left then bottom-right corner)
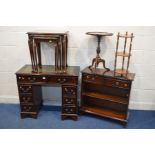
0 26 155 110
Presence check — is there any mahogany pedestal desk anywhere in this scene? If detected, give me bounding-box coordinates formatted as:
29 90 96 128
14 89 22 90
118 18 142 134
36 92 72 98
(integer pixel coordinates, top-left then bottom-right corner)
16 65 80 120
80 67 135 126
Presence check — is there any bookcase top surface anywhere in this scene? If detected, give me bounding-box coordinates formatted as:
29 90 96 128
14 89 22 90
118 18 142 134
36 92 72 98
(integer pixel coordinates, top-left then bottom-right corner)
81 67 135 81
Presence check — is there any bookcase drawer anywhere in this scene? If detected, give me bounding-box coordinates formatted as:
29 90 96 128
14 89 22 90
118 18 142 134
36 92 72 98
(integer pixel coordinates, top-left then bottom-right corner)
82 74 104 84
82 73 130 89
104 78 130 89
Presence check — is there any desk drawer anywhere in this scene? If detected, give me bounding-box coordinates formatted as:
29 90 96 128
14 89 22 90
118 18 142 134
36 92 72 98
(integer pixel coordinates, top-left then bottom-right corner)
17 75 37 82
62 85 77 97
17 75 77 84
21 105 37 112
62 106 77 114
51 76 77 84
18 85 32 93
63 97 76 105
19 94 33 103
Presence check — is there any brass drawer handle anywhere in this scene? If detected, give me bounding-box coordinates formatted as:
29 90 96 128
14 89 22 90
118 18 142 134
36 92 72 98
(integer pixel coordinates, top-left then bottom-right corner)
65 99 73 104
19 77 25 80
86 75 95 80
20 86 32 92
124 83 128 87
22 97 31 101
23 106 31 111
42 77 46 80
28 77 36 81
92 77 95 80
58 78 66 83
115 82 119 85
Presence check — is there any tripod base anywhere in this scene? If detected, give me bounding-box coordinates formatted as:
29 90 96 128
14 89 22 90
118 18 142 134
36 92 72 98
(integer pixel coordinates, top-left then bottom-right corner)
89 56 110 71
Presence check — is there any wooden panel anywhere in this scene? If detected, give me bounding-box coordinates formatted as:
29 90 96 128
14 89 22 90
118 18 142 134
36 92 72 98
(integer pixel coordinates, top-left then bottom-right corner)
20 104 38 113
82 82 130 98
17 75 77 85
19 94 33 103
62 85 77 97
82 73 131 89
82 91 128 104
82 96 128 112
62 106 77 114
81 67 135 81
62 97 76 106
80 105 127 121
82 73 104 84
18 85 32 94
104 78 131 89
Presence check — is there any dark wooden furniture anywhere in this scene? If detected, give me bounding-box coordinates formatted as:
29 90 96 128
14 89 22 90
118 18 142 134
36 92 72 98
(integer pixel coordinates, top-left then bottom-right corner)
80 67 135 126
114 32 134 76
27 32 68 73
16 65 80 120
86 32 113 71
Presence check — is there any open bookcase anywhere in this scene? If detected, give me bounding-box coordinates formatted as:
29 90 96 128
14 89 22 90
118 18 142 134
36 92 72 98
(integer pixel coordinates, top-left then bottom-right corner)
80 67 135 127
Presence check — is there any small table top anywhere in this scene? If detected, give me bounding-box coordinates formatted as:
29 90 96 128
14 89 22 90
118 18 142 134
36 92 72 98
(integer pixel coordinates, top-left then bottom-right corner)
27 31 69 36
81 67 135 81
86 32 113 37
16 65 80 77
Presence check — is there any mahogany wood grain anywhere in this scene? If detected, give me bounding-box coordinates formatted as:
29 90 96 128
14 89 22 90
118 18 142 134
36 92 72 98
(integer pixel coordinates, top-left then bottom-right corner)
16 65 80 120
80 67 135 126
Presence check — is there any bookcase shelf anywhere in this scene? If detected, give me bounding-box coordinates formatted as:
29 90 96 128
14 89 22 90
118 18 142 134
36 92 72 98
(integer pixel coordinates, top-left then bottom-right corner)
81 105 127 121
82 91 128 105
